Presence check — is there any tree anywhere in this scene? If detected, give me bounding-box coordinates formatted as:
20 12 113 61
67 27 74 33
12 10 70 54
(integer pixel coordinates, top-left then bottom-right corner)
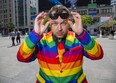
81 15 93 28
6 23 15 32
112 20 116 25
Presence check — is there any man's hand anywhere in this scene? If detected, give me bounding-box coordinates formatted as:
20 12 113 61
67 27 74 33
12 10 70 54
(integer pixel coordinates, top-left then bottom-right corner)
34 12 50 35
68 12 83 35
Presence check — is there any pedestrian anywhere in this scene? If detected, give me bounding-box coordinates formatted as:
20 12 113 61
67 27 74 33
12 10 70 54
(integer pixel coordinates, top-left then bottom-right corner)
17 5 104 83
25 32 28 37
9 30 16 46
110 30 115 36
16 30 21 44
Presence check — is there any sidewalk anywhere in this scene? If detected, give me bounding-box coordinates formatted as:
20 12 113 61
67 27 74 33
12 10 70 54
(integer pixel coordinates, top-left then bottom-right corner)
84 38 116 83
0 37 116 83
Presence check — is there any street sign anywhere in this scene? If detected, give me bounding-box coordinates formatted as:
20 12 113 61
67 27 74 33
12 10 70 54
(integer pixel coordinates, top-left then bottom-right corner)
88 4 97 16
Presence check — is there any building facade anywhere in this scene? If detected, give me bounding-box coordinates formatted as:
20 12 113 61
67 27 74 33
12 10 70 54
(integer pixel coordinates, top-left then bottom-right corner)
0 0 14 35
0 0 114 36
70 4 113 36
70 5 113 21
111 0 116 31
111 0 116 18
0 0 38 35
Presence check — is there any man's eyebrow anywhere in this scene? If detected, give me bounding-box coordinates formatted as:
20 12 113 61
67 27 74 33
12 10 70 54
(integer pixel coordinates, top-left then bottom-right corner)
51 20 68 23
60 19 68 22
61 20 68 23
51 21 57 23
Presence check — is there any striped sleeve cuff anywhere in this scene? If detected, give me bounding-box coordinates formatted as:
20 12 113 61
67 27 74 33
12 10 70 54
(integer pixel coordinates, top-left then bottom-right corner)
76 29 91 45
28 30 43 44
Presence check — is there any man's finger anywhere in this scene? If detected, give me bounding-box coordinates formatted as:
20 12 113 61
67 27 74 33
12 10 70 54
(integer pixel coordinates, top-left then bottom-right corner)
71 12 81 23
41 21 50 34
71 12 80 17
68 20 74 28
45 21 50 28
36 12 45 21
40 19 44 26
71 15 78 23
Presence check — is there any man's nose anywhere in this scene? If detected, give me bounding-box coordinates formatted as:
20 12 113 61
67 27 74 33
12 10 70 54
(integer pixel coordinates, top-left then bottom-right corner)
57 24 62 31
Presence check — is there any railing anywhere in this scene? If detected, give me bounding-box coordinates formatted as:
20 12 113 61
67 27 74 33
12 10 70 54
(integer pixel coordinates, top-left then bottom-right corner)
87 20 109 30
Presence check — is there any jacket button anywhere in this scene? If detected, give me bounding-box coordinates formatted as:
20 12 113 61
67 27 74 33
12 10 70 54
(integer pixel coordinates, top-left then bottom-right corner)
60 70 63 73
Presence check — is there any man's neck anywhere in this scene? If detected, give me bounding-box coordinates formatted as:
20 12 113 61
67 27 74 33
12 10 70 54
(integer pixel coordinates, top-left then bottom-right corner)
52 34 66 45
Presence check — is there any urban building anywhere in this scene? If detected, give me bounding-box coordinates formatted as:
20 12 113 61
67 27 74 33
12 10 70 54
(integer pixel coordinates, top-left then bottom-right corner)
0 0 38 35
74 5 113 17
111 0 116 18
0 0 14 35
0 0 114 36
75 5 113 36
111 0 116 31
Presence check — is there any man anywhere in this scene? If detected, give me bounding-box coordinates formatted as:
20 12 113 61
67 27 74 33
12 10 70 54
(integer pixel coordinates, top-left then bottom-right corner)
17 5 104 83
16 30 21 44
9 30 16 46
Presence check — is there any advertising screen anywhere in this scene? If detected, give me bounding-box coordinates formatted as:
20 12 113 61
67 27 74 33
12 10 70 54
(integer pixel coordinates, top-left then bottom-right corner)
39 0 110 12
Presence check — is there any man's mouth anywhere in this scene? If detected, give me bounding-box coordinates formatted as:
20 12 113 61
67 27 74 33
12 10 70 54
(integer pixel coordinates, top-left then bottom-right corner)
57 32 63 36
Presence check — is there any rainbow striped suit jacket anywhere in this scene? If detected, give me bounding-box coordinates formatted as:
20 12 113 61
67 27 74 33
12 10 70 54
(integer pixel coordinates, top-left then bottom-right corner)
17 29 104 83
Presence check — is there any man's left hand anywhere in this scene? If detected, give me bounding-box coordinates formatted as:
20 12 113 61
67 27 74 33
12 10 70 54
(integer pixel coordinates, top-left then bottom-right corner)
68 12 83 35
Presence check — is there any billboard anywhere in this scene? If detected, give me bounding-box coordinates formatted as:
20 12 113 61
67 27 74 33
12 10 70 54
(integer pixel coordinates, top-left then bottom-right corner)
100 16 112 23
39 0 79 12
39 0 111 12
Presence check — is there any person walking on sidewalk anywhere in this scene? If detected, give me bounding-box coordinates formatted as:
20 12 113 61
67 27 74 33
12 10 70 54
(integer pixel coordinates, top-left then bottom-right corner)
9 30 16 46
17 5 104 83
16 30 21 44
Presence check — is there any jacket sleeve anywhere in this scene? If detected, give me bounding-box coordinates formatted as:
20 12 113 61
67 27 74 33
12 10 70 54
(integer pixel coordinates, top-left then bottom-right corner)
76 29 104 60
17 30 42 62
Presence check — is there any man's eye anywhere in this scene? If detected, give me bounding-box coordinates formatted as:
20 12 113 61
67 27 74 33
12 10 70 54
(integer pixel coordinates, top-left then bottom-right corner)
61 22 67 25
52 23 58 25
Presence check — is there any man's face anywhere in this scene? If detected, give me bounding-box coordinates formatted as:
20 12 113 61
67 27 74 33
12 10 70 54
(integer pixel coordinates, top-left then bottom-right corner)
50 16 69 38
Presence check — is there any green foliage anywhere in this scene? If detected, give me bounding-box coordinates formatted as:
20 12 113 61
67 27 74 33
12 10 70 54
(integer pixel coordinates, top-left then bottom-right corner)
112 20 116 25
44 16 51 31
6 23 15 30
44 16 49 24
81 15 92 28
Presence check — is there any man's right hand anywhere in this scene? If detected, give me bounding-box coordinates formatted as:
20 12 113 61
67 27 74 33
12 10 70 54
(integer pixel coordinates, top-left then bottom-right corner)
34 12 50 35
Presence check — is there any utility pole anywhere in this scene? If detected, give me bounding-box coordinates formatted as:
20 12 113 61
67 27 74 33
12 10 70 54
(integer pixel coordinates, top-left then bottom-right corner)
91 0 93 4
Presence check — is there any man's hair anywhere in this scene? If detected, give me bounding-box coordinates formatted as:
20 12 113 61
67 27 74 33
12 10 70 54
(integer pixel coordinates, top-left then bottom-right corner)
48 5 70 14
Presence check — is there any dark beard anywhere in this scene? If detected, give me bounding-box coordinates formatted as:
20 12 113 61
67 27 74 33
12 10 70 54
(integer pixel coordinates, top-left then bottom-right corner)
52 32 67 46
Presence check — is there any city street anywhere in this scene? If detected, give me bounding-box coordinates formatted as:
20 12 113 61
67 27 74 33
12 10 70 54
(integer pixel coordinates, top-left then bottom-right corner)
0 36 116 83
